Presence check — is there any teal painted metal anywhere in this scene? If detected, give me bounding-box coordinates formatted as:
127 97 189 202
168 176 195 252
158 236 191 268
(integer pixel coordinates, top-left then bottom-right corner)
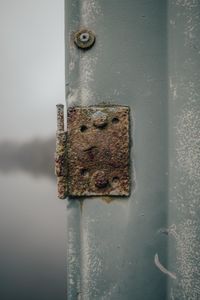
65 0 200 299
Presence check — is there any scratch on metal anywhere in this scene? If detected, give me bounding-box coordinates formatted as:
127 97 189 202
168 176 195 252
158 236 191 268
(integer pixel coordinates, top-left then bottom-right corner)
154 253 177 280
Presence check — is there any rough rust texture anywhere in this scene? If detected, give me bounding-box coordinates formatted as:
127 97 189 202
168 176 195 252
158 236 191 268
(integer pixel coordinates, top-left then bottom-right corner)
56 104 64 131
55 104 67 199
55 132 67 176
67 106 130 196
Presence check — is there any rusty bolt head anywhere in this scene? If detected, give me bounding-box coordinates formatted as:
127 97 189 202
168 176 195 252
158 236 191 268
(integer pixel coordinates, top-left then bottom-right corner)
92 111 108 128
74 29 95 50
92 171 109 189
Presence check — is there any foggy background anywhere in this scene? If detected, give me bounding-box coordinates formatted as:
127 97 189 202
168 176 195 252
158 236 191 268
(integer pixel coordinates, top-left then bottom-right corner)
0 1 67 299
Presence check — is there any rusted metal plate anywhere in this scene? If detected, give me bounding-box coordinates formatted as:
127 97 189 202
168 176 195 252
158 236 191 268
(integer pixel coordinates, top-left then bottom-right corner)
67 106 130 196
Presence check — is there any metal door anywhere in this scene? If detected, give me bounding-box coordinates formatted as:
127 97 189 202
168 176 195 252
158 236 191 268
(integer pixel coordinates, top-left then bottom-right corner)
64 0 200 299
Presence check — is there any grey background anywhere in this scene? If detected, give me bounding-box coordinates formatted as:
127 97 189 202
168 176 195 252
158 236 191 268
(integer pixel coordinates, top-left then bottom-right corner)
0 1 67 299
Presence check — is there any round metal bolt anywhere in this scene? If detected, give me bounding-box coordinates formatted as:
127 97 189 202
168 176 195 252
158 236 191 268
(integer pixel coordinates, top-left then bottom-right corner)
92 171 109 189
74 29 95 50
92 111 108 129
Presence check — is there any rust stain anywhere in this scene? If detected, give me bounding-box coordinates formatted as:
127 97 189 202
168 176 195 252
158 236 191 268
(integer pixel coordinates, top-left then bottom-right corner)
101 196 114 204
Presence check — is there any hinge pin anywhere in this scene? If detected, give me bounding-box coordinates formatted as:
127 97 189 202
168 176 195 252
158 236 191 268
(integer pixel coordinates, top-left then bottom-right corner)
55 104 67 199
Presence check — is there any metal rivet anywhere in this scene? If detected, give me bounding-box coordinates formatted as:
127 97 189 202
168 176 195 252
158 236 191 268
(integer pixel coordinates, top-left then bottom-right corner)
92 111 108 129
74 29 95 50
92 171 109 189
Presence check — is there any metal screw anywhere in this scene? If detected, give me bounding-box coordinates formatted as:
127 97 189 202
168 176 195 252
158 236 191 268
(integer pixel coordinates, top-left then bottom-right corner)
74 29 95 49
92 171 109 188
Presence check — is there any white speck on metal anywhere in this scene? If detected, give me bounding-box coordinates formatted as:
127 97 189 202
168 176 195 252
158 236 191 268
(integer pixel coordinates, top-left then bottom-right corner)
81 0 102 26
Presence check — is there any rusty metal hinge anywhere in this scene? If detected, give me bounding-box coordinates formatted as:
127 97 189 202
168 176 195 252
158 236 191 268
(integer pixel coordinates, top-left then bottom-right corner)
55 105 130 198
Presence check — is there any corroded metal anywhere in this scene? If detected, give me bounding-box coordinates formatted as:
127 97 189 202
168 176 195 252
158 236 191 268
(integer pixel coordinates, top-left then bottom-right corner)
55 104 67 199
67 106 130 196
74 29 95 49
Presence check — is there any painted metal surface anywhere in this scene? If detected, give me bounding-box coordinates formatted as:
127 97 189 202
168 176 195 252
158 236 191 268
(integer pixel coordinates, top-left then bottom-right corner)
65 0 200 299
